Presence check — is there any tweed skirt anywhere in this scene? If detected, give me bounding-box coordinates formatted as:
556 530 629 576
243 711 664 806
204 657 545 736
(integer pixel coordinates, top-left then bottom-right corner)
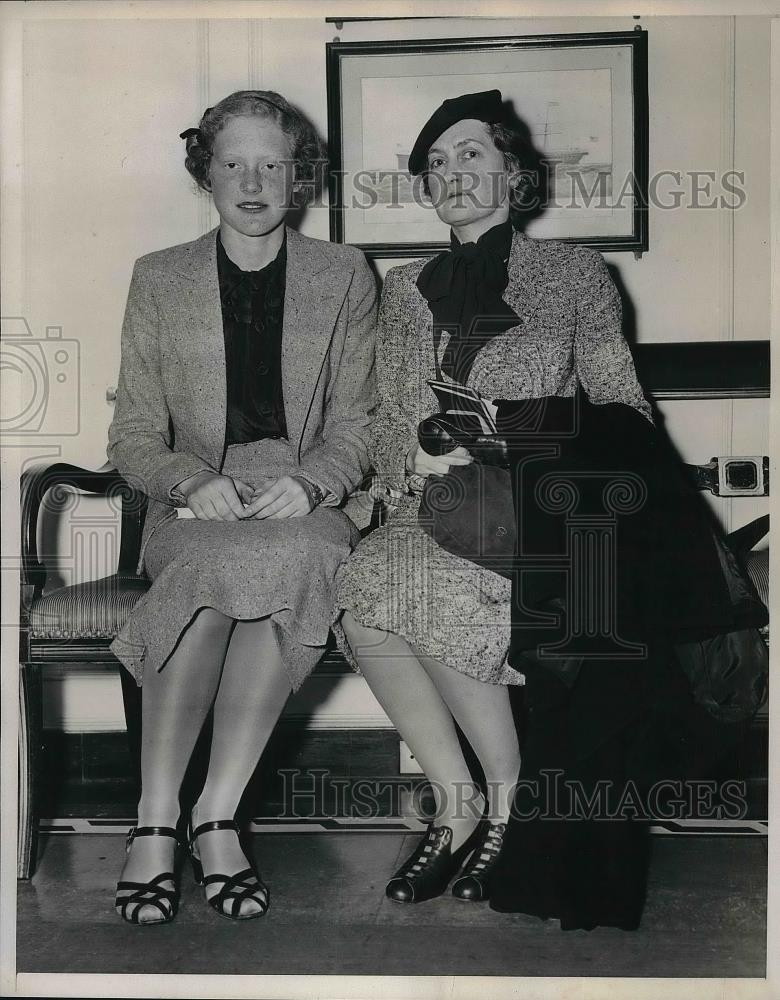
334 494 525 686
111 440 359 692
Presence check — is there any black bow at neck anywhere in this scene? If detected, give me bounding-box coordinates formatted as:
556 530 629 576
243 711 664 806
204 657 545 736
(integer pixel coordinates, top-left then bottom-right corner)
416 220 520 383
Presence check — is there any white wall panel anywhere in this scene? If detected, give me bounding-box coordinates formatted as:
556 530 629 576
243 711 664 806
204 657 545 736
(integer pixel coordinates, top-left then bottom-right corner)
42 666 392 733
22 19 209 468
733 17 771 341
727 397 771 534
656 397 770 534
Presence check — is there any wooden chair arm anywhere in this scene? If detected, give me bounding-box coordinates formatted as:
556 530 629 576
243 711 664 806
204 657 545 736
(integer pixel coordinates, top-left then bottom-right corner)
20 463 147 595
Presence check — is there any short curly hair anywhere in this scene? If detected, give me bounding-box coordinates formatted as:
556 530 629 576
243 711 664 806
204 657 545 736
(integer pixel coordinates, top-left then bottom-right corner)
485 121 543 223
180 90 326 206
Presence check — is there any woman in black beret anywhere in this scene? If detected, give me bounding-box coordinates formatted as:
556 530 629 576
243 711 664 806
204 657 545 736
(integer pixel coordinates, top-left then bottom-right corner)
334 90 659 925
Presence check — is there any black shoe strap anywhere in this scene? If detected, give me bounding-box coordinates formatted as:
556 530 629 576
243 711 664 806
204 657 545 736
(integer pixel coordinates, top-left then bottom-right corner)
130 826 179 840
191 819 239 839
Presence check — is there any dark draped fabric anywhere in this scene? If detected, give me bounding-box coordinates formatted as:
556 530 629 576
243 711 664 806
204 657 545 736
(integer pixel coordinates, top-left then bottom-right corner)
415 220 520 384
217 233 288 445
487 391 766 930
494 391 764 661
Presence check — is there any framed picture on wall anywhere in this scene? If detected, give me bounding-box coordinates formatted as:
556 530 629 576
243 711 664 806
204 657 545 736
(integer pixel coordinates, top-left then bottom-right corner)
326 30 648 257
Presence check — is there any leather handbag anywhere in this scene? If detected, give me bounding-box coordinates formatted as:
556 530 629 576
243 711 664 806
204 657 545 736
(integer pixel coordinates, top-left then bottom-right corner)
674 626 768 723
673 521 769 723
417 413 510 467
417 460 516 578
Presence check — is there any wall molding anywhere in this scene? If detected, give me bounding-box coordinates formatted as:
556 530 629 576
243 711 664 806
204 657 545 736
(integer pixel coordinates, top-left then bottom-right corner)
196 19 212 236
717 15 736 346
248 18 262 88
718 17 736 534
41 662 393 733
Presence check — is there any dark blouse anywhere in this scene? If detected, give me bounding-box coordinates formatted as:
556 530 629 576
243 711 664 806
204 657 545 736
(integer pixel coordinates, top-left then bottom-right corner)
217 233 288 446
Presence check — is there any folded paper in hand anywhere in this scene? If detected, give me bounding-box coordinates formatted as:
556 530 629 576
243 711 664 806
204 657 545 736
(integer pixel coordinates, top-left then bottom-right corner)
427 379 497 434
175 502 252 519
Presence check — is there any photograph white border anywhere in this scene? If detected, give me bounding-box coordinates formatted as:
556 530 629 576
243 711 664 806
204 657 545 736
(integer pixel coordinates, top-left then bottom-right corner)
1 2 778 999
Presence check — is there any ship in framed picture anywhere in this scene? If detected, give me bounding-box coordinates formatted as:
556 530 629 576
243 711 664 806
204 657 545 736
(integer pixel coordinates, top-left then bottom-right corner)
326 31 648 257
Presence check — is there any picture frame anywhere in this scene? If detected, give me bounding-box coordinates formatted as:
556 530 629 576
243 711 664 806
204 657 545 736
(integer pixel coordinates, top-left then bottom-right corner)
326 31 649 257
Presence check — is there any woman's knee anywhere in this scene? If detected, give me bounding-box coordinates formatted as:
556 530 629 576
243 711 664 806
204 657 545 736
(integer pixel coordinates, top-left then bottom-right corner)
340 610 375 644
230 616 277 644
341 612 417 670
340 610 395 657
191 606 234 637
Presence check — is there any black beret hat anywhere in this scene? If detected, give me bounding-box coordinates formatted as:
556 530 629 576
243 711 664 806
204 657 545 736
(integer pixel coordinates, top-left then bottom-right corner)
407 89 505 176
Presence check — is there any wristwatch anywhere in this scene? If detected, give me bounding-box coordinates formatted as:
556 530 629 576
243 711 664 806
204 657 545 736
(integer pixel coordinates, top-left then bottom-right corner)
295 475 325 508
405 472 427 495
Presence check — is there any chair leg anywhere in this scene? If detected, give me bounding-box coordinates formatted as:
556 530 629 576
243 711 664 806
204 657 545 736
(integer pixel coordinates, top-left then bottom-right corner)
118 664 142 796
18 663 42 880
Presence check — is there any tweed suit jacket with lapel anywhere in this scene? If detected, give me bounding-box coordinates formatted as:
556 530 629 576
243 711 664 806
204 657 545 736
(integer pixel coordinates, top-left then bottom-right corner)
370 230 653 493
107 226 377 570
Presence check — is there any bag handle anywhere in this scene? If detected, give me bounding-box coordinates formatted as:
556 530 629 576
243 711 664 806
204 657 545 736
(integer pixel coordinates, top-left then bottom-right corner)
431 324 445 382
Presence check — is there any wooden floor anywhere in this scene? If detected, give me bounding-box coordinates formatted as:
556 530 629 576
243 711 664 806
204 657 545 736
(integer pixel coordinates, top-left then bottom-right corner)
16 830 767 977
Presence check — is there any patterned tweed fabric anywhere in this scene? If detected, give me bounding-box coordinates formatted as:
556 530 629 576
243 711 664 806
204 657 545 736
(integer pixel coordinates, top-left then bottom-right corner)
335 231 654 684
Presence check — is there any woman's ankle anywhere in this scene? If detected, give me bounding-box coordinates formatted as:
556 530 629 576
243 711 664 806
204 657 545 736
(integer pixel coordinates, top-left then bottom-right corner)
483 770 521 824
433 789 486 850
134 802 180 831
190 800 238 830
434 782 485 822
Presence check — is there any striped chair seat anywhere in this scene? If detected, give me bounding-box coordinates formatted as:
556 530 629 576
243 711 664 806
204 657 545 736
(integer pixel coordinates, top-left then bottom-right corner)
28 573 150 640
25 547 768 642
746 547 769 642
746 547 769 608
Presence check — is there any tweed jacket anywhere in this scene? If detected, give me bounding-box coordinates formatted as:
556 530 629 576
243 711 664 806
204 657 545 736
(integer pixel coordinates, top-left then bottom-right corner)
371 230 653 493
107 226 377 570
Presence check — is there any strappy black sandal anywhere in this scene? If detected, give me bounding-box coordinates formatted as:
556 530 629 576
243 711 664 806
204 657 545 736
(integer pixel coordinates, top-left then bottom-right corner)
187 819 269 920
115 826 180 925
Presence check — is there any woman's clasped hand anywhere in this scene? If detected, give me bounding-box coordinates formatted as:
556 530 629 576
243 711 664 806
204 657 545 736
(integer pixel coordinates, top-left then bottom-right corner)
405 442 473 478
179 470 317 519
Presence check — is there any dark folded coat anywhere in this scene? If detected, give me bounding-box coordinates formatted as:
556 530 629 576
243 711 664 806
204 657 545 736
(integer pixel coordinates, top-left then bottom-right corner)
496 390 768 696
